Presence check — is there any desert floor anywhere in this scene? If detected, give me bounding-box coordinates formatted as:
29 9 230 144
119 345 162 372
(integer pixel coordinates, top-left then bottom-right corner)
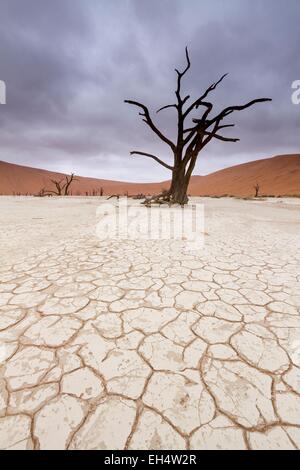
0 196 300 450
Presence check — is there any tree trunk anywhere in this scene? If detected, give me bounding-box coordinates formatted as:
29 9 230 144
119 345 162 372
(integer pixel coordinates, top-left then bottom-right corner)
169 166 189 205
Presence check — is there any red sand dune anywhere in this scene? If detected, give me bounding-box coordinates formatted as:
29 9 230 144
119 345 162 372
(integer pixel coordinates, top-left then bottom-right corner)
0 154 299 197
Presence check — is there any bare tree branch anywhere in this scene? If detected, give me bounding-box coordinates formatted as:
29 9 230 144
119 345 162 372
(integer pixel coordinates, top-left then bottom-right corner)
218 124 235 130
50 178 65 187
209 98 272 126
124 100 175 151
175 47 191 99
196 74 228 108
130 151 173 170
157 96 190 114
50 178 67 195
203 131 240 142
175 46 191 103
183 73 228 118
156 103 177 113
183 101 213 145
186 98 271 151
181 95 190 106
42 189 59 196
64 173 77 196
173 47 192 165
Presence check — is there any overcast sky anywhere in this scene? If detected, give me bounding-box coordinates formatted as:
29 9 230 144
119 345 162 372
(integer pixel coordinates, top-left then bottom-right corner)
0 0 299 181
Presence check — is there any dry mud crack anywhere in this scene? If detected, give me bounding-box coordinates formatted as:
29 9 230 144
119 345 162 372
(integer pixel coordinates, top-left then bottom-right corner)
0 196 300 450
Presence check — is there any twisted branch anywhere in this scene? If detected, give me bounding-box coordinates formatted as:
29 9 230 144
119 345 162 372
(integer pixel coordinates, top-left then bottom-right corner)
130 151 173 170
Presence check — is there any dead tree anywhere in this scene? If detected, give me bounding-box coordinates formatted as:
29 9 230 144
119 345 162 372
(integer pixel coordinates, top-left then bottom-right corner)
43 174 77 196
49 177 65 196
64 173 77 195
125 48 271 205
254 182 260 197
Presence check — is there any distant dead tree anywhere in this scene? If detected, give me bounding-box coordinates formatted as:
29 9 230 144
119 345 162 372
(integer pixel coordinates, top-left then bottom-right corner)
125 47 271 205
254 182 260 197
64 173 77 196
43 173 77 196
53 178 64 195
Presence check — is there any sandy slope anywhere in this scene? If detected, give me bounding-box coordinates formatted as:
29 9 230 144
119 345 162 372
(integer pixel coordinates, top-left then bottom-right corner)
0 154 299 197
189 154 300 196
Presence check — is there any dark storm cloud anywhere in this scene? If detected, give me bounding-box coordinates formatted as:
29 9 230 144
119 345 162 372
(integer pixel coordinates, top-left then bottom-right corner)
0 0 299 180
